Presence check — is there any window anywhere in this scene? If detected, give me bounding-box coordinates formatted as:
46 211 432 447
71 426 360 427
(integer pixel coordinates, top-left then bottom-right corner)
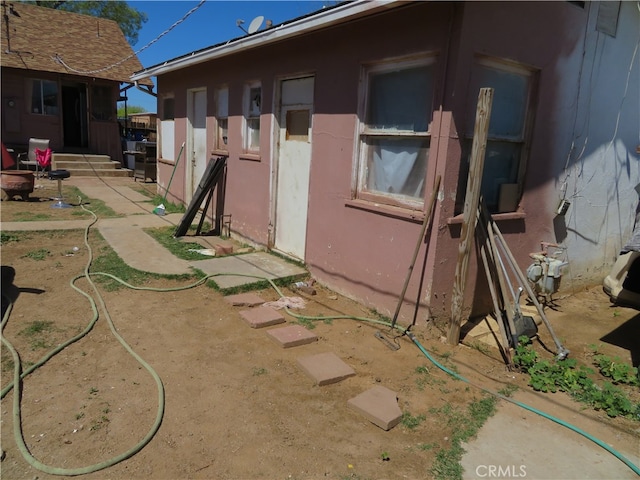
356 57 435 209
160 96 175 161
244 83 261 152
459 57 536 213
91 85 113 121
215 87 229 150
162 97 175 121
29 79 58 115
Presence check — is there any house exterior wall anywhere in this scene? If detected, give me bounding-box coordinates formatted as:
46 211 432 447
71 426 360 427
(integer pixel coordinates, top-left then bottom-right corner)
430 1 591 318
1 67 123 162
549 0 640 284
2 69 64 151
155 1 639 325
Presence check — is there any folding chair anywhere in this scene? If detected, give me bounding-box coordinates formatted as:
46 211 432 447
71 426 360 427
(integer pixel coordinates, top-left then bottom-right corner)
17 138 50 177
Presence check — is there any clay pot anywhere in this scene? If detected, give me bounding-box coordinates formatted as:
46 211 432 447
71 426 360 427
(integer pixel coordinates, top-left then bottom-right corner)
1 170 35 201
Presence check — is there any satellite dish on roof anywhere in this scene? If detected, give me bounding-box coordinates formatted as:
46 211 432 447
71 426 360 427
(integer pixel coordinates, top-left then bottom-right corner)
247 15 264 34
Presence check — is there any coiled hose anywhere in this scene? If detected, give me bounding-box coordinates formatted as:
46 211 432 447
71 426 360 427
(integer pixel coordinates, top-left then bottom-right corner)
1 202 638 477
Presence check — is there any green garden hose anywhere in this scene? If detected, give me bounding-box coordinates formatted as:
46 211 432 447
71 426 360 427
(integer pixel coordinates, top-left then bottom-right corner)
2 199 638 477
285 312 640 477
1 205 168 475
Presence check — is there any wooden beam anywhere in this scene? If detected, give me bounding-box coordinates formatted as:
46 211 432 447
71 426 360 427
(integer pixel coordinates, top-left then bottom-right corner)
447 87 494 345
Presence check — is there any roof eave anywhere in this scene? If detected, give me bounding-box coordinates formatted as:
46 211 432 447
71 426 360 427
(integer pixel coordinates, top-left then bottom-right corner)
130 0 400 81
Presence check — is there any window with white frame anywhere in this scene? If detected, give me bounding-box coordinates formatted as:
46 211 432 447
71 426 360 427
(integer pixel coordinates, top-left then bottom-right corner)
243 82 261 152
357 56 435 209
29 79 58 115
459 57 536 213
215 86 229 150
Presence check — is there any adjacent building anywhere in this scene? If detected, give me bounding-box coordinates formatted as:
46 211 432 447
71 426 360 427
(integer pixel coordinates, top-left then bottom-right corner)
1 1 153 163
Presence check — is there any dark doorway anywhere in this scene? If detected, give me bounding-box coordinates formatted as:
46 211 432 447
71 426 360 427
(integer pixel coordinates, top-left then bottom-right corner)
62 83 88 149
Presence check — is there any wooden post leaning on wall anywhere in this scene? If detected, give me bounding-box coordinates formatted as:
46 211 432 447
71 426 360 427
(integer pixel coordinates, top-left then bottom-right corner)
447 87 494 345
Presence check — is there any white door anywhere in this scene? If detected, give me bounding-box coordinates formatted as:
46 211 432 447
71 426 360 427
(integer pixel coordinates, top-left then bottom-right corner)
274 76 314 260
187 89 207 202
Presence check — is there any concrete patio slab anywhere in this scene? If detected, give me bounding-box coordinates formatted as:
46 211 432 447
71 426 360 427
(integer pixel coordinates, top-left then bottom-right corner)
266 324 318 348
224 293 266 306
347 385 402 431
461 396 640 480
190 251 306 289
239 306 285 328
297 352 355 386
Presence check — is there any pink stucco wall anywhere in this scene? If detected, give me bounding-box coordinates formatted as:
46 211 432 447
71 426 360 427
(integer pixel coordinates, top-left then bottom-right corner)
157 1 588 325
428 2 586 320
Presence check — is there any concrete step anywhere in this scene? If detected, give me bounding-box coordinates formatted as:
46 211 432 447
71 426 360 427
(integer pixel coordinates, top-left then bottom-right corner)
63 168 133 178
53 153 112 163
54 160 122 170
50 152 131 177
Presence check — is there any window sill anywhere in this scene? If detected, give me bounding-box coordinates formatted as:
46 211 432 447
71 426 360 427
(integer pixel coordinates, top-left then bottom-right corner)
345 199 424 223
446 209 526 225
239 152 261 162
158 157 175 166
211 149 229 157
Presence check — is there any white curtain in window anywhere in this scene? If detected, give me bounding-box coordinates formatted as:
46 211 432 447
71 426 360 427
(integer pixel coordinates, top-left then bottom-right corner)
371 142 420 195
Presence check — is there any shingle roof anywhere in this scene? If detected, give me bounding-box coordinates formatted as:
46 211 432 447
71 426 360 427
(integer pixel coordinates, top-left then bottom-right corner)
1 2 152 86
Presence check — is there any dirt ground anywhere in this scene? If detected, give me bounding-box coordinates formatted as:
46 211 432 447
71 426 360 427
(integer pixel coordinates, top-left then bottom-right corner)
1 181 639 480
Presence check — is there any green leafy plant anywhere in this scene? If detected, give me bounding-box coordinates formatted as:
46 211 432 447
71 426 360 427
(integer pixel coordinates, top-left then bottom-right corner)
513 338 639 419
593 354 639 386
380 451 390 461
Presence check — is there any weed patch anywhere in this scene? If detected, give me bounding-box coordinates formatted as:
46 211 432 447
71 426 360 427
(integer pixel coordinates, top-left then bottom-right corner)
18 320 55 350
401 411 426 430
90 242 196 291
144 226 215 261
11 212 51 222
22 248 51 261
414 364 446 390
0 232 22 243
429 396 497 480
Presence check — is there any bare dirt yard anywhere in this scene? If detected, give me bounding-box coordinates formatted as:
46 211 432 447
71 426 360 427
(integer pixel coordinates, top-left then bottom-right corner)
1 180 639 479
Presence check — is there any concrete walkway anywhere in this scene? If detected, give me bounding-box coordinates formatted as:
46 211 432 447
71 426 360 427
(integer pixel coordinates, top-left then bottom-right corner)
1 177 306 286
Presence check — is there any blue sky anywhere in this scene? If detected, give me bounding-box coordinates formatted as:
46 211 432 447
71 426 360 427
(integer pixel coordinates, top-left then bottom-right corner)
123 1 329 112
